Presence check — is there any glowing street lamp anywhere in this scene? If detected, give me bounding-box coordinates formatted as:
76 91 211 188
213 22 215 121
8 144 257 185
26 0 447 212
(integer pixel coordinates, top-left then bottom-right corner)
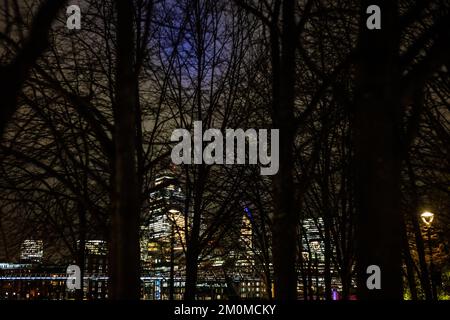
420 211 434 226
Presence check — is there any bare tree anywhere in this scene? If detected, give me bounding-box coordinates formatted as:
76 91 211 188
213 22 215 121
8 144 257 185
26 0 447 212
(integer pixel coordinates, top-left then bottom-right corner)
0 0 67 136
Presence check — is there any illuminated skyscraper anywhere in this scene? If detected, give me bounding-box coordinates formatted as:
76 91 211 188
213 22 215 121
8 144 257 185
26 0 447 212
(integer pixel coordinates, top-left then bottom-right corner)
147 175 185 239
141 174 186 273
236 208 255 268
83 240 108 299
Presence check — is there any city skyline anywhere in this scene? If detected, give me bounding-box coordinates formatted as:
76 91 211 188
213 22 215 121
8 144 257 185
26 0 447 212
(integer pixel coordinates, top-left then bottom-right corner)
0 0 449 304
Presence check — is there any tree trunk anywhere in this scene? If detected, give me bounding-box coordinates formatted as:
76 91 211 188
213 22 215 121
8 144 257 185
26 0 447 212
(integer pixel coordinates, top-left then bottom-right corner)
263 265 273 300
109 0 141 300
323 218 333 300
307 254 314 300
340 267 351 300
184 166 206 300
169 227 175 300
271 0 298 300
298 246 309 300
184 245 200 300
354 0 403 300
407 160 432 300
321 149 333 300
76 203 86 301
402 218 418 300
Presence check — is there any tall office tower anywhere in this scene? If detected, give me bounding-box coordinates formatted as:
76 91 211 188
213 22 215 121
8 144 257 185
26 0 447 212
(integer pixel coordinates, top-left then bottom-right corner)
236 207 255 268
141 174 186 273
82 240 108 300
82 240 108 275
20 240 43 263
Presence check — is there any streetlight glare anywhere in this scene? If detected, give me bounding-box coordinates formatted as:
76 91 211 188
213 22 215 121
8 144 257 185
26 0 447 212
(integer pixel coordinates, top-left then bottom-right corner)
421 211 435 226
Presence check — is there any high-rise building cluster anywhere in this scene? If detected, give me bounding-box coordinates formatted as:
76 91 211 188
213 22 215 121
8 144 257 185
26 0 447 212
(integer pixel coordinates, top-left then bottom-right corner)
0 174 342 300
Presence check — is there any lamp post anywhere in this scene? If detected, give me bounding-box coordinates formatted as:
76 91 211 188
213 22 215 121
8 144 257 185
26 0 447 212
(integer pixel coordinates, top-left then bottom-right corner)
420 211 437 300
